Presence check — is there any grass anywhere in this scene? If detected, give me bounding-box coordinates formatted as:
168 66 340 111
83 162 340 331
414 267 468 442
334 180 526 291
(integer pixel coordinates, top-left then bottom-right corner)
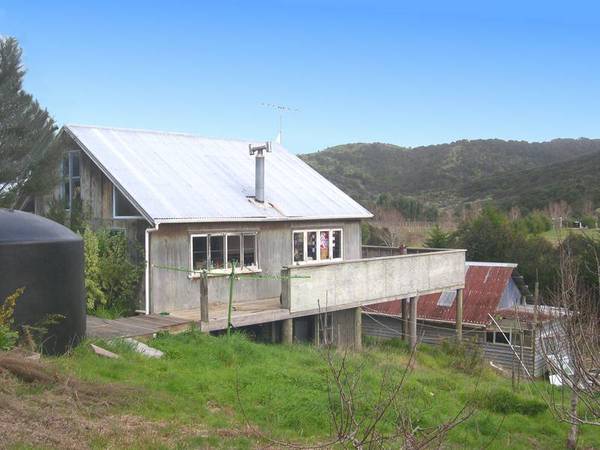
10 330 599 449
542 227 600 245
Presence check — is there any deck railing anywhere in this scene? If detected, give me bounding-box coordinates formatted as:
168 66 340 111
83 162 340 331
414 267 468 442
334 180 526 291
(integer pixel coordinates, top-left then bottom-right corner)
281 249 466 313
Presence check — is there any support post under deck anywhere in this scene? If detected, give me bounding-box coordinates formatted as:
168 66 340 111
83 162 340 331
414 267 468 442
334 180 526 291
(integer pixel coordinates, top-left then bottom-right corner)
409 296 418 350
282 318 293 345
354 307 362 351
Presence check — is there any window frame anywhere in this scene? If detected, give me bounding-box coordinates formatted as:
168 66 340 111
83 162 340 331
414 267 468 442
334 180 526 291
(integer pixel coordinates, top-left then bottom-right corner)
486 328 532 348
292 228 343 265
112 185 144 219
61 150 81 211
189 231 259 274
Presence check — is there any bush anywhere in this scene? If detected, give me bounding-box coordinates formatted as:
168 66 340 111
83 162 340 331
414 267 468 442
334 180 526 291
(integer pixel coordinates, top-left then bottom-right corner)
471 387 547 416
440 339 483 374
0 288 24 351
84 228 144 317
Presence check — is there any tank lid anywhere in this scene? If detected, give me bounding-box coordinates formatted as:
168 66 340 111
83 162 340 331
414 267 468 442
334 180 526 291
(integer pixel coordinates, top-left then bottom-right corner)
0 209 82 244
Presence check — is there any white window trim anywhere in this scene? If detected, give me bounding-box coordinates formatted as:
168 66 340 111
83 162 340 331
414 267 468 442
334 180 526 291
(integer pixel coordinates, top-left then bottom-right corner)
112 185 144 219
189 232 259 275
292 228 343 265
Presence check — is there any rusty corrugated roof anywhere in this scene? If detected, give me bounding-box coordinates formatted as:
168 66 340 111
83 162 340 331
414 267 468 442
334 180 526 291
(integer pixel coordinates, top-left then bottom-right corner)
365 262 517 326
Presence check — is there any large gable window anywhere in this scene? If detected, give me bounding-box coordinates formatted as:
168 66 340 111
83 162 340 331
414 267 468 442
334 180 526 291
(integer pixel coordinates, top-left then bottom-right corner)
113 186 143 218
191 232 257 272
293 229 343 264
61 151 80 210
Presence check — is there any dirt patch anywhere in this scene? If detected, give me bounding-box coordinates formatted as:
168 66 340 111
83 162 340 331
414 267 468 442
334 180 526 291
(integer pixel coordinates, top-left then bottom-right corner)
0 353 203 449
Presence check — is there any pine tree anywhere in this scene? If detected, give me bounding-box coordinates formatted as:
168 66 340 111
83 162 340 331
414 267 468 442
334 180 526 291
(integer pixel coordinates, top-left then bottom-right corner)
0 37 59 209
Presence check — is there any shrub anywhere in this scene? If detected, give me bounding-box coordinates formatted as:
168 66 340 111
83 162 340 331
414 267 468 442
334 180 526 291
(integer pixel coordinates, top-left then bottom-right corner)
0 288 24 351
440 338 483 375
83 228 143 317
471 387 547 416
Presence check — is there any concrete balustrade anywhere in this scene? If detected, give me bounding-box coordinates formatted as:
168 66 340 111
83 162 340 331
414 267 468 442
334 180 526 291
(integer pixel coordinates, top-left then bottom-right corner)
281 249 466 314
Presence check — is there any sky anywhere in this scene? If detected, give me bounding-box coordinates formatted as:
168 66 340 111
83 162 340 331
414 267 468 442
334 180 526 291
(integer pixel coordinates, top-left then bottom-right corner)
2 0 600 154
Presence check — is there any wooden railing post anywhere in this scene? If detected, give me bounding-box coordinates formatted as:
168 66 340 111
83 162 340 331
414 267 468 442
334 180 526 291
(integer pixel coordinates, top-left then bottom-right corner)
200 271 209 331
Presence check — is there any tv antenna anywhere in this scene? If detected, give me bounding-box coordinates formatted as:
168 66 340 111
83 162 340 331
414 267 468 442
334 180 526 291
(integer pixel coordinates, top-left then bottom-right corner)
261 102 299 144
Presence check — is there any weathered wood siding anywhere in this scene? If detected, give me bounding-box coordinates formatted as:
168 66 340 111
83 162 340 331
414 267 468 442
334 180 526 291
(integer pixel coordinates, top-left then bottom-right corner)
363 314 544 376
149 220 362 313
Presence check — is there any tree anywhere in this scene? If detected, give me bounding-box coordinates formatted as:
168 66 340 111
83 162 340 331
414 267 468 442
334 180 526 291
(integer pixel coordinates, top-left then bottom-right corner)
0 37 59 209
424 225 452 248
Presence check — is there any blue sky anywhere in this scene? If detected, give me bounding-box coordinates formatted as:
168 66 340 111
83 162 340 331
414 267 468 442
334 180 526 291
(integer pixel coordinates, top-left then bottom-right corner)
2 1 600 154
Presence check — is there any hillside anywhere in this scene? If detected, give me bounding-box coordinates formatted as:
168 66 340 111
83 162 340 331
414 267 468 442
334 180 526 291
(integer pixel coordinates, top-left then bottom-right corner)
3 331 599 449
300 138 600 213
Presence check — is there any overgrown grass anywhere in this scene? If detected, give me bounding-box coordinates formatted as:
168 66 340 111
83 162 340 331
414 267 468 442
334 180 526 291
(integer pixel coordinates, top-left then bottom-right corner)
50 330 600 449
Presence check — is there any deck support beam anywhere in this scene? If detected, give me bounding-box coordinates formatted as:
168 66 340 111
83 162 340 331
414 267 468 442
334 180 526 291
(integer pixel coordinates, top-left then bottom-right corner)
401 298 408 341
456 288 463 342
282 318 293 345
409 296 418 350
354 307 362 351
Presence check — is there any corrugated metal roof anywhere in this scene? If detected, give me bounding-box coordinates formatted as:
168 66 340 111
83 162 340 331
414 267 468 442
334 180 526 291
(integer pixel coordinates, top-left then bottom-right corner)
366 262 518 326
63 125 372 224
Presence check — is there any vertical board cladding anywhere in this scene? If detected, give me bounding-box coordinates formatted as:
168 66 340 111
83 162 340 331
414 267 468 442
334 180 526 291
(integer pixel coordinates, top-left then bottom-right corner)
149 220 362 313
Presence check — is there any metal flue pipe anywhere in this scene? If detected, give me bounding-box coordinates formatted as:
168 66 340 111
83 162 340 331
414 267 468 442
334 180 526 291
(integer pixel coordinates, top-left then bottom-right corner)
249 142 271 203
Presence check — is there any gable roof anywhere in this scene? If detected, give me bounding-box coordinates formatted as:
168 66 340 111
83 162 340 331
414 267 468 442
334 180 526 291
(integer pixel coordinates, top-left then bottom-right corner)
365 262 519 326
63 125 372 224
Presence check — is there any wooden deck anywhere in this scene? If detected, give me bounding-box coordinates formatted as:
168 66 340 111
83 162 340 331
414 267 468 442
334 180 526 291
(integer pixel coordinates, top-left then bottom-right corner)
86 297 287 339
86 314 193 339
170 297 289 331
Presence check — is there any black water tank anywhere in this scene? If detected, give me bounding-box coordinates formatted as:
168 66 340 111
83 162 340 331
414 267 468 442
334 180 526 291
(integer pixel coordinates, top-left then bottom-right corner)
0 209 85 354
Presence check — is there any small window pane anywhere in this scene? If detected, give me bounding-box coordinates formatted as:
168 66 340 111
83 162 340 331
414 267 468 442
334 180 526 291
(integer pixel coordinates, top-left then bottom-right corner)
293 232 304 262
192 236 208 270
307 231 317 261
71 153 80 177
332 230 342 259
243 234 256 267
495 332 509 345
320 231 330 260
114 187 141 217
227 235 241 268
210 235 224 269
72 178 81 200
486 332 494 343
511 332 522 346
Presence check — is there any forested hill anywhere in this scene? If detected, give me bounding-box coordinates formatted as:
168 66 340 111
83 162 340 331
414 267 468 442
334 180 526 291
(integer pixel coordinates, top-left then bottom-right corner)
300 138 600 213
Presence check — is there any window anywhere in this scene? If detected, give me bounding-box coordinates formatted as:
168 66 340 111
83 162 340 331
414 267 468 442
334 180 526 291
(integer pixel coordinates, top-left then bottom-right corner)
332 230 342 259
292 229 343 264
243 234 256 267
307 231 317 261
293 232 304 262
210 235 225 269
227 234 241 267
486 328 532 348
192 236 208 270
113 186 142 218
190 232 258 272
61 151 81 210
437 290 456 307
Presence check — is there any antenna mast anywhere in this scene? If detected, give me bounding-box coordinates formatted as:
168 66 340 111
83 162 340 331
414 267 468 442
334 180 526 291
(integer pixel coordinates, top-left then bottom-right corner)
261 102 299 144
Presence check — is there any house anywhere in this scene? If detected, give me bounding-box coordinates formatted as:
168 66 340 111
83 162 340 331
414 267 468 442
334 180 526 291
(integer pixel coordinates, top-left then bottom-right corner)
363 262 560 376
36 124 466 347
